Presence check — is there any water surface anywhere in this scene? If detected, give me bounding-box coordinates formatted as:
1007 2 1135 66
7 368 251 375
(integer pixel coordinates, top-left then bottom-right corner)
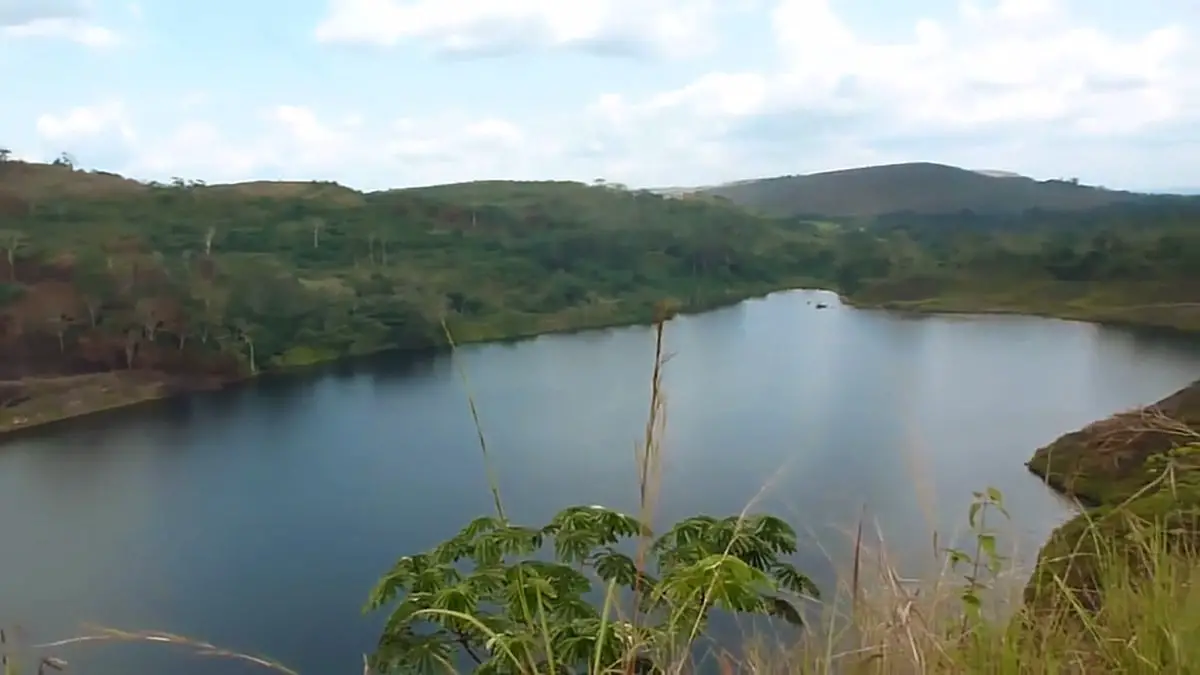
2 289 1199 675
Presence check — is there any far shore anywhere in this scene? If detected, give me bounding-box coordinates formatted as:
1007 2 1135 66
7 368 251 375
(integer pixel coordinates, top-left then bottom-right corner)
3 285 1199 441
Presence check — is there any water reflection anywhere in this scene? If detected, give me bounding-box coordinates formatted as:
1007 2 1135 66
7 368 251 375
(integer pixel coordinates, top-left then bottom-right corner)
1 290 1198 675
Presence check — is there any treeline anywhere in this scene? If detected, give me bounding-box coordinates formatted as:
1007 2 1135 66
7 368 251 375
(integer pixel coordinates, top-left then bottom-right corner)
0 176 831 379
863 198 1200 283
0 167 1197 382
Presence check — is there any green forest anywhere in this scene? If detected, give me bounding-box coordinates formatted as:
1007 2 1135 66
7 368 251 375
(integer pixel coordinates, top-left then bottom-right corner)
1 159 1198 430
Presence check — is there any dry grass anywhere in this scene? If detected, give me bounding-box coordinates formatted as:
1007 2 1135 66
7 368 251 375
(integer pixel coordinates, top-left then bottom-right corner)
5 315 1200 674
0 161 371 207
1028 387 1200 503
198 182 365 207
0 163 147 201
0 373 168 433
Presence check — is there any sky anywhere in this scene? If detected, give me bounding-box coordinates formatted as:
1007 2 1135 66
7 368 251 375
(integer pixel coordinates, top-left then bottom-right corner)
1 0 1197 191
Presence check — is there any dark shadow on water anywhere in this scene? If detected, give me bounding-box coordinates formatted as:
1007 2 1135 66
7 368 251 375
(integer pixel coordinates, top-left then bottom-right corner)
254 343 448 383
0 346 454 452
1105 322 1200 349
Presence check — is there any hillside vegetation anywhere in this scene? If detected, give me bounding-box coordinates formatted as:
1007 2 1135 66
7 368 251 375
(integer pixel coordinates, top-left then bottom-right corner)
1025 380 1200 616
698 162 1147 218
1 158 1199 433
3 157 1200 672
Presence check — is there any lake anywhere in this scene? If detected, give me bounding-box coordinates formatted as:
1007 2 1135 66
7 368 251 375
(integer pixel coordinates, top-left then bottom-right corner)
3 289 1200 675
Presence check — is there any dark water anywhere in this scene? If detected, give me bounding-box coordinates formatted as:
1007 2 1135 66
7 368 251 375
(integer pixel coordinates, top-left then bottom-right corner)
3 289 1200 675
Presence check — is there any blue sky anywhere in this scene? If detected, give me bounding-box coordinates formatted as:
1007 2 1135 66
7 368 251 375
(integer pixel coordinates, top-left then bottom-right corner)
1 0 1196 190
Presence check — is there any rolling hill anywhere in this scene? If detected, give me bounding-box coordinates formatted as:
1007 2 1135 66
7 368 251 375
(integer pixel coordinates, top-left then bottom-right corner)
0 158 1197 434
696 162 1147 218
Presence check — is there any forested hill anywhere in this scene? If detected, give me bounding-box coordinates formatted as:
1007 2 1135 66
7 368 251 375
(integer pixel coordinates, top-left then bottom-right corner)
696 162 1148 218
1 158 1199 432
0 161 832 385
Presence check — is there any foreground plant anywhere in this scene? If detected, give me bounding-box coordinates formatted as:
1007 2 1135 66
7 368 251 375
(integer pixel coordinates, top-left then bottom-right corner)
364 506 819 673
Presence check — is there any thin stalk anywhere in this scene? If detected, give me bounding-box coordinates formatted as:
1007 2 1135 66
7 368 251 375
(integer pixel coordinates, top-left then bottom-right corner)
441 318 506 523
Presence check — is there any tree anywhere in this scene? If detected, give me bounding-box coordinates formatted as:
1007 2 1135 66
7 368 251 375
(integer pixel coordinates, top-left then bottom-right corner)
233 321 258 374
46 311 74 353
135 297 165 342
0 230 26 282
366 507 818 674
72 252 112 324
35 285 81 354
79 282 107 327
144 296 189 349
0 147 11 162
122 325 140 369
191 282 226 345
311 217 324 249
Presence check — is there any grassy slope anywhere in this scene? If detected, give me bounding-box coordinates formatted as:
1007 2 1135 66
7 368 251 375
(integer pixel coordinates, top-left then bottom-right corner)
1027 381 1200 504
699 162 1144 218
1024 380 1200 609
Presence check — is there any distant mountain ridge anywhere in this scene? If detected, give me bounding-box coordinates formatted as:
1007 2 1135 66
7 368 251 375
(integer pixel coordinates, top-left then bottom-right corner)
690 162 1150 218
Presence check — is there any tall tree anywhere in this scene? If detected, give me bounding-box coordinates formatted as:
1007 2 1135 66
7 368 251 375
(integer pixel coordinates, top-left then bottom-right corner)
0 231 26 282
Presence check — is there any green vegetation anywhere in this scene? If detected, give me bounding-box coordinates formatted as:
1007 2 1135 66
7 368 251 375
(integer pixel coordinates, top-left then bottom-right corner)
1026 380 1200 616
354 329 1200 674
1027 381 1200 504
697 162 1146 218
366 507 818 672
1 157 1198 435
2 157 1199 671
849 200 1200 332
0 162 834 431
365 319 816 673
7 320 1200 674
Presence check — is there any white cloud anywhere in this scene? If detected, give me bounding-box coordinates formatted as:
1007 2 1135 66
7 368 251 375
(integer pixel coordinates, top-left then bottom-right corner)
313 0 720 58
754 0 1182 133
36 102 135 143
582 0 1197 186
34 102 138 169
1 17 118 46
135 121 266 179
0 1 119 46
29 101 556 189
15 0 1200 192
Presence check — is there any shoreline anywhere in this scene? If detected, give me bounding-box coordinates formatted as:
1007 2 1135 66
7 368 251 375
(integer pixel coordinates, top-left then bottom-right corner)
846 297 1200 338
0 282 817 440
0 372 247 442
3 285 1198 441
1018 379 1200 605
